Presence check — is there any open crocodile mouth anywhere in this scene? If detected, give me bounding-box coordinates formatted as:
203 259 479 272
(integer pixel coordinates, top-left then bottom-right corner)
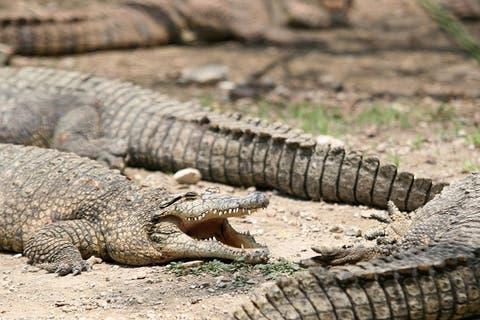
150 191 269 264
180 207 264 249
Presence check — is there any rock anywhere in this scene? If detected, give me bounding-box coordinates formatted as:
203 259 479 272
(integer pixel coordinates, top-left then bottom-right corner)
360 212 372 219
370 211 392 223
315 135 345 148
329 225 343 233
190 298 202 304
364 228 386 240
135 272 147 280
345 227 362 237
218 81 236 91
0 43 13 65
178 64 229 85
228 80 276 100
173 168 202 185
179 260 204 269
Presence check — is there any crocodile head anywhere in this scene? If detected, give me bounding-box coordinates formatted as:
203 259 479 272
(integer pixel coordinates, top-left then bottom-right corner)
149 189 270 264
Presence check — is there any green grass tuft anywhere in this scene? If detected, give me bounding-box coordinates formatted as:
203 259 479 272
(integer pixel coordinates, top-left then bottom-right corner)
388 152 401 167
254 259 301 280
166 259 302 279
411 134 426 150
462 159 480 173
467 128 480 148
355 105 411 129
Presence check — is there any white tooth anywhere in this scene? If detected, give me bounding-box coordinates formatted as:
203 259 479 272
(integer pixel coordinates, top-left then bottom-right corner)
241 244 245 249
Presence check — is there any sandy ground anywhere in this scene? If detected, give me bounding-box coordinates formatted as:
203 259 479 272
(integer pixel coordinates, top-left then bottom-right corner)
1 0 480 319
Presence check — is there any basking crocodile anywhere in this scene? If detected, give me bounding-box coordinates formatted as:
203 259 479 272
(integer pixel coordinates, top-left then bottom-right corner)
0 0 352 56
232 172 480 319
0 143 269 275
0 66 446 212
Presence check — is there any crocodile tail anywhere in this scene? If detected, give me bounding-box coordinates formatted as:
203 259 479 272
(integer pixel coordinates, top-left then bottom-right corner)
89 78 445 212
232 244 480 320
0 10 94 26
0 7 175 55
151 111 446 211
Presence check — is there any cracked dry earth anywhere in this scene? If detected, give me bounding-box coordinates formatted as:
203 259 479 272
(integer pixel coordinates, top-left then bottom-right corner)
1 0 480 319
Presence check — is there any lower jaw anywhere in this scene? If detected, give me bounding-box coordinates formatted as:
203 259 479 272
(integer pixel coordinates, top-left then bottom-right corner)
187 220 262 250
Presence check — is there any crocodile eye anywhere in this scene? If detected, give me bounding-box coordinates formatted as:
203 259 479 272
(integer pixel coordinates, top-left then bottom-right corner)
159 194 185 208
184 191 198 198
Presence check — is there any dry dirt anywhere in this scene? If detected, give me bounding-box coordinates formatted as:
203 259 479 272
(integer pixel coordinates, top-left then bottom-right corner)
1 0 480 319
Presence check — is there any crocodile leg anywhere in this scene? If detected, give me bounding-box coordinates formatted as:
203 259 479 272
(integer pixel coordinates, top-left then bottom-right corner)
23 220 105 276
53 106 128 170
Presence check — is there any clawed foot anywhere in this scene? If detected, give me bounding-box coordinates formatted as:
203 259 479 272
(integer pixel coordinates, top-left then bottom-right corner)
241 248 270 264
300 244 383 267
36 256 103 276
96 139 129 171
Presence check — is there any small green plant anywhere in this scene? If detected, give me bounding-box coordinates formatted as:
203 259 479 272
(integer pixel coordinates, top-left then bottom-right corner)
411 134 426 150
199 94 215 108
355 105 411 129
428 104 457 123
166 259 302 280
166 259 251 277
467 128 480 148
254 101 345 136
462 159 480 173
388 152 401 167
254 259 302 280
289 103 345 135
232 275 249 288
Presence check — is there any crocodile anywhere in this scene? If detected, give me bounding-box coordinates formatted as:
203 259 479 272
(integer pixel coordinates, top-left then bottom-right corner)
0 0 352 56
232 172 480 319
0 143 269 275
0 66 447 212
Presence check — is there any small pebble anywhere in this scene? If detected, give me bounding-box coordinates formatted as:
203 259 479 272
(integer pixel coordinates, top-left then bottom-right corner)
180 260 204 269
364 228 386 240
370 212 392 223
178 64 229 84
345 227 362 237
173 168 202 185
329 225 343 233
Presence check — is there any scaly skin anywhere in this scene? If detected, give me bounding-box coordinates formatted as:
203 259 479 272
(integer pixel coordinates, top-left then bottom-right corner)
232 173 480 320
439 0 480 20
0 0 352 56
0 66 447 211
0 143 269 275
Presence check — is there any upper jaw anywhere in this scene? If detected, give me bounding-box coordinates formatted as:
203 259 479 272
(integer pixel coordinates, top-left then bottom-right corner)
172 191 269 222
